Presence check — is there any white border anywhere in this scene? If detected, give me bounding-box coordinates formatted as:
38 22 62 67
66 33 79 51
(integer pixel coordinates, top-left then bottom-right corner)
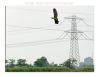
0 0 99 77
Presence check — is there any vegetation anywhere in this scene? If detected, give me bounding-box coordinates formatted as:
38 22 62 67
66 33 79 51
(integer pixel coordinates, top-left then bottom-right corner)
34 57 49 67
17 59 27 66
63 58 77 69
6 66 94 72
5 56 94 72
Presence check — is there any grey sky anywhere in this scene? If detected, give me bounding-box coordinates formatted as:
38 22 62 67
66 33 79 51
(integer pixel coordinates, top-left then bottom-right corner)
6 6 94 64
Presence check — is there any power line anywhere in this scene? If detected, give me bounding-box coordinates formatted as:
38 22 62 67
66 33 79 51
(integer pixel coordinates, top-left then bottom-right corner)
6 30 93 48
6 38 93 48
7 24 52 29
7 24 65 32
7 24 93 33
7 38 68 48
81 20 93 27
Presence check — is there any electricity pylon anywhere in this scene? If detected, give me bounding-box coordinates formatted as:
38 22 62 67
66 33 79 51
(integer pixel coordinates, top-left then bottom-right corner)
64 15 83 67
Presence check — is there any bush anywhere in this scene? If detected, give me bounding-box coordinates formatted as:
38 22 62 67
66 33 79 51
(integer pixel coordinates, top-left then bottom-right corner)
6 66 94 72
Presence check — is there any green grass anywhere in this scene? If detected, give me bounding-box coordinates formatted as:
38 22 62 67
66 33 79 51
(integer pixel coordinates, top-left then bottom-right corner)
6 66 94 72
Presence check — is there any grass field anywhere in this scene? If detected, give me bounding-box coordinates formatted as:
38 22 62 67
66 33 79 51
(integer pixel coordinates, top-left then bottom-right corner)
6 66 94 72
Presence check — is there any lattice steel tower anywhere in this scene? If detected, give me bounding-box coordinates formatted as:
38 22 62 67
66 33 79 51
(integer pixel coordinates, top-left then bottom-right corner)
64 15 83 66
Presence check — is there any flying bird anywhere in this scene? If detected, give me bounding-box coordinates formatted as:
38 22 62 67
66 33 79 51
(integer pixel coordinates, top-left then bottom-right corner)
51 8 59 24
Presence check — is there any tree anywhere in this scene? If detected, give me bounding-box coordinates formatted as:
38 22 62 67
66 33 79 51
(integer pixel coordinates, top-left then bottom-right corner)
34 57 49 67
9 59 15 67
63 58 77 68
17 59 26 66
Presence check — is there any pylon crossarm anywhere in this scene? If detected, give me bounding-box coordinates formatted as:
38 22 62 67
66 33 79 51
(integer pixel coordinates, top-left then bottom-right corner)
64 30 83 33
64 16 83 20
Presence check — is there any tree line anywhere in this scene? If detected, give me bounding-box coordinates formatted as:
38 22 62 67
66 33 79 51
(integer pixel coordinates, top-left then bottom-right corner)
5 56 77 68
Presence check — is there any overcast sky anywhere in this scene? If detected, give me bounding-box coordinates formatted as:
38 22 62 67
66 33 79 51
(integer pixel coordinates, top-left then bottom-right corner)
6 6 94 64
